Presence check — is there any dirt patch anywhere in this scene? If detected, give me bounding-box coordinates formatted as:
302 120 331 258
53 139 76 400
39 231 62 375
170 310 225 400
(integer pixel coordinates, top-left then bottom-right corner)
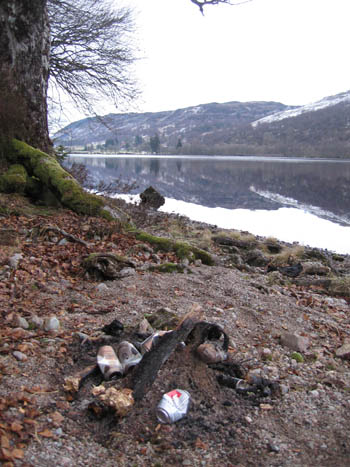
1 200 350 466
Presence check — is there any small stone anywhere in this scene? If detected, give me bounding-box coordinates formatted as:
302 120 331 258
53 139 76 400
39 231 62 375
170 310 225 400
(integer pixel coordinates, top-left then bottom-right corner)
55 427 63 436
118 267 136 278
194 259 202 266
97 283 109 293
280 384 289 395
138 318 154 335
13 351 28 361
268 442 280 453
309 390 319 397
58 238 68 246
30 315 44 329
9 253 23 269
15 315 29 329
245 416 253 424
262 348 272 360
335 343 350 360
44 316 60 332
280 333 310 352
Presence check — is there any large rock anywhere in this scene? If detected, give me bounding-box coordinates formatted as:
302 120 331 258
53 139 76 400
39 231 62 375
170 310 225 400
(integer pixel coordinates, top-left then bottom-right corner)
140 186 165 210
335 343 350 360
280 333 310 352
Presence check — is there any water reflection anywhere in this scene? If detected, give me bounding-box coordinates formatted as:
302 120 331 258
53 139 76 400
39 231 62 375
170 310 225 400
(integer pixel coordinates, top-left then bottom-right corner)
68 155 350 226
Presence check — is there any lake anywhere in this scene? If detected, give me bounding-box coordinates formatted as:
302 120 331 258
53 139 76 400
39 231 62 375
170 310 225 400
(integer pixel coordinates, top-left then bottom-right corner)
67 154 350 254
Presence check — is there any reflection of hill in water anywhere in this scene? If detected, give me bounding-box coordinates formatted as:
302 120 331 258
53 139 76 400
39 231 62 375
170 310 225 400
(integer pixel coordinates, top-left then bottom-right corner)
68 156 350 223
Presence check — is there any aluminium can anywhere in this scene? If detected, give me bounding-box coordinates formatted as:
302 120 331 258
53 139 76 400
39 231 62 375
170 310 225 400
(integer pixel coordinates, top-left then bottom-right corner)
156 389 191 424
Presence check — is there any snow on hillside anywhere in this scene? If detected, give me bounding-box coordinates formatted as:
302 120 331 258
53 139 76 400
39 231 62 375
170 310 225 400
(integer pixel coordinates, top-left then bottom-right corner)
252 90 350 127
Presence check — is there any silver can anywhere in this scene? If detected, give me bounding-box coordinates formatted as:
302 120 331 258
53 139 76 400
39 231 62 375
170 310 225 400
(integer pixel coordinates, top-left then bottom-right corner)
156 389 191 424
140 331 171 354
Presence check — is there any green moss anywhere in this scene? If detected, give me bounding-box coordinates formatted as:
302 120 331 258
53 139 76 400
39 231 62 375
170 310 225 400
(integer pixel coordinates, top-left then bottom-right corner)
149 262 186 273
0 164 28 193
7 139 106 215
134 230 214 265
291 352 304 363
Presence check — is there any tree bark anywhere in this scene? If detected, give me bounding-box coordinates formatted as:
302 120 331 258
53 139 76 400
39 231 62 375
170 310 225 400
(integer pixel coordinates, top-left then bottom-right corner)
0 0 51 152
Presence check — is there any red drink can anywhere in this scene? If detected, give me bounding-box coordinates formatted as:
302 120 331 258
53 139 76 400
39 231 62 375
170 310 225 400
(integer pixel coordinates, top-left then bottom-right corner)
156 389 191 424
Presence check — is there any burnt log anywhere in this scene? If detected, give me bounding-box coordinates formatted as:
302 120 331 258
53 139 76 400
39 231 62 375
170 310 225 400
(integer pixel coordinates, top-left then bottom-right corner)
131 310 202 400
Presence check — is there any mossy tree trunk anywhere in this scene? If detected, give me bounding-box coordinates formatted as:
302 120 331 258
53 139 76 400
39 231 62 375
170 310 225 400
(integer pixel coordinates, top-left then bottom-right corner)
0 0 51 152
1 139 113 218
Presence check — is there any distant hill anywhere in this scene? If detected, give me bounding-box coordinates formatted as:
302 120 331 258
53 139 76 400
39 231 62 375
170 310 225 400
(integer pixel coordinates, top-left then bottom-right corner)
54 91 350 158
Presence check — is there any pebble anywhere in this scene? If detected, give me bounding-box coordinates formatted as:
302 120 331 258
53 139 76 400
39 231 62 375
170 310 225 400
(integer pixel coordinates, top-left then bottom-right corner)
9 253 23 269
262 348 272 359
44 316 60 332
58 238 68 246
30 315 44 329
118 267 136 278
15 316 29 329
13 351 28 361
280 384 289 395
97 283 109 293
268 442 280 453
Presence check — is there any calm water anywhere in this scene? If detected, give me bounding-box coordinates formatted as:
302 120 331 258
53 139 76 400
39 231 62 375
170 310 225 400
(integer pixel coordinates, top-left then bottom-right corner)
67 155 350 254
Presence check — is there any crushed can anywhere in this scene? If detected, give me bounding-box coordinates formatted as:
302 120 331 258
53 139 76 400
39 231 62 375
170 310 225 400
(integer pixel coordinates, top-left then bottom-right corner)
97 345 123 380
140 331 171 354
116 341 142 373
156 389 191 424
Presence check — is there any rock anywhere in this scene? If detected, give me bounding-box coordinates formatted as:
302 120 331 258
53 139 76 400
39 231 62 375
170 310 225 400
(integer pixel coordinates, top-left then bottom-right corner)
280 333 310 352
140 186 165 210
302 261 331 276
58 238 68 246
138 318 154 335
13 351 28 361
102 204 131 223
44 316 60 332
262 348 272 360
30 315 44 329
117 267 136 278
145 307 179 330
245 249 269 267
264 239 282 254
15 315 29 329
83 253 135 280
335 343 350 360
9 253 23 269
268 443 280 453
96 283 109 293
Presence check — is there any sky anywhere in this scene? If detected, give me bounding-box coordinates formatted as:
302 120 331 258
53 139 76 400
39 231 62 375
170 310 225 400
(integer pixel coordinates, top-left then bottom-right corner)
60 0 350 124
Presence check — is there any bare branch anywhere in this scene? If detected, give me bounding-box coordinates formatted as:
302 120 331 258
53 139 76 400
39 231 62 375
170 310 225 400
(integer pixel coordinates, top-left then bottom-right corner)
48 0 139 116
190 0 253 14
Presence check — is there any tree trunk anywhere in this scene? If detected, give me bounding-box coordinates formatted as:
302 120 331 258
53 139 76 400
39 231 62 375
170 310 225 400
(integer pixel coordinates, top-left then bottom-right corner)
0 0 51 152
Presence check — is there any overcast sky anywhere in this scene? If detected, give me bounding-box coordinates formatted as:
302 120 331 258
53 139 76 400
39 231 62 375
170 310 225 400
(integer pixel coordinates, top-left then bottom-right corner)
61 0 350 123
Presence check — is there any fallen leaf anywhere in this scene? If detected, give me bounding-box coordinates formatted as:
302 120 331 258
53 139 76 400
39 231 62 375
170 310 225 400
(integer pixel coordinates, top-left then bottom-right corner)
50 411 64 427
10 422 23 433
11 448 24 460
1 435 10 449
38 429 54 438
194 437 208 450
